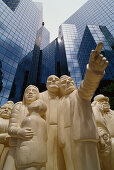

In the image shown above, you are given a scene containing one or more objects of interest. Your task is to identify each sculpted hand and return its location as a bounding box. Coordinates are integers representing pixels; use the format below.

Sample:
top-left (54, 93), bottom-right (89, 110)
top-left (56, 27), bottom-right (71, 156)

top-left (89, 42), bottom-right (109, 74)
top-left (17, 128), bottom-right (34, 139)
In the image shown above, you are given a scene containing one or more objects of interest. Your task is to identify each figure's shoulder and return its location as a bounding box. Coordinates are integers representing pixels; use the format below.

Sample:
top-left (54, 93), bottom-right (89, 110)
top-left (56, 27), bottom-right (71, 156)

top-left (69, 89), bottom-right (77, 98)
top-left (40, 90), bottom-right (48, 100)
top-left (110, 109), bottom-right (114, 114)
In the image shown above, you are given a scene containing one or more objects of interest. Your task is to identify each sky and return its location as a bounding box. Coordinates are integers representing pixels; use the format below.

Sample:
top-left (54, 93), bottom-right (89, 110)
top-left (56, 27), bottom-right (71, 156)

top-left (33, 0), bottom-right (88, 42)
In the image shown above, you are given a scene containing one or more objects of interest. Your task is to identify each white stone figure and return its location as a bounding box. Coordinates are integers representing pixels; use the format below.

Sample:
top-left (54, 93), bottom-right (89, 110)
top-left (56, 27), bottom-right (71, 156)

top-left (0, 101), bottom-right (14, 170)
top-left (58, 42), bottom-right (108, 170)
top-left (3, 85), bottom-right (39, 170)
top-left (16, 99), bottom-right (47, 170)
top-left (40, 75), bottom-right (66, 170)
top-left (58, 75), bottom-right (76, 170)
top-left (92, 94), bottom-right (114, 170)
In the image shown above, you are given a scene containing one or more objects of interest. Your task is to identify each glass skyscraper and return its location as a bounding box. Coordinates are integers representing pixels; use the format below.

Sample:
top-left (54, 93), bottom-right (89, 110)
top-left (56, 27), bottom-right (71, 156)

top-left (64, 0), bottom-right (114, 43)
top-left (77, 25), bottom-right (113, 80)
top-left (0, 0), bottom-right (43, 106)
top-left (0, 0), bottom-right (113, 105)
top-left (2, 0), bottom-right (21, 11)
top-left (58, 0), bottom-right (114, 87)
top-left (58, 24), bottom-right (82, 87)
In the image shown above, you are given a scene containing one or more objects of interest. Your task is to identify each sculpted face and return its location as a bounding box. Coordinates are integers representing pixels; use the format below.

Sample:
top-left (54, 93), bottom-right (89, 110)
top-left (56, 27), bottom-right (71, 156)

top-left (60, 75), bottom-right (76, 95)
top-left (46, 75), bottom-right (59, 93)
top-left (24, 85), bottom-right (39, 104)
top-left (99, 98), bottom-right (110, 112)
top-left (94, 95), bottom-right (110, 112)
top-left (0, 102), bottom-right (14, 119)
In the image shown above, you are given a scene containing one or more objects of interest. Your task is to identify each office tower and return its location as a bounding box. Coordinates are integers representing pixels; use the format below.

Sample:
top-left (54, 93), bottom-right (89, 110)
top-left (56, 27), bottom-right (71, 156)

top-left (64, 0), bottom-right (114, 43)
top-left (58, 24), bottom-right (82, 87)
top-left (2, 0), bottom-right (21, 11)
top-left (39, 40), bottom-right (57, 84)
top-left (0, 0), bottom-right (43, 106)
top-left (9, 23), bottom-right (50, 103)
top-left (77, 25), bottom-right (113, 80)
top-left (40, 23), bottom-right (50, 50)
top-left (58, 0), bottom-right (114, 86)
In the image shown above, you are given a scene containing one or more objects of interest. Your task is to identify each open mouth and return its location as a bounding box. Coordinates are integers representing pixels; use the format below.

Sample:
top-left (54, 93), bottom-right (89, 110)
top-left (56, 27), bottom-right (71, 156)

top-left (50, 84), bottom-right (59, 88)
top-left (27, 96), bottom-right (33, 98)
top-left (66, 85), bottom-right (74, 89)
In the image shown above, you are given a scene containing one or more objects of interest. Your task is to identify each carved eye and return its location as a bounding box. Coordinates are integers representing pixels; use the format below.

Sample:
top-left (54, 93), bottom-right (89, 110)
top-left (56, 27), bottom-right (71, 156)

top-left (48, 77), bottom-right (53, 81)
top-left (61, 80), bottom-right (66, 84)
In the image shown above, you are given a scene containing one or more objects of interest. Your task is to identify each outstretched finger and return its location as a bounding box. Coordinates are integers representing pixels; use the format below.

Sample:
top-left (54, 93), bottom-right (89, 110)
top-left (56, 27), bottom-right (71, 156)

top-left (90, 50), bottom-right (96, 61)
top-left (26, 128), bottom-right (32, 131)
top-left (25, 135), bottom-right (33, 138)
top-left (26, 131), bottom-right (34, 134)
top-left (95, 42), bottom-right (103, 54)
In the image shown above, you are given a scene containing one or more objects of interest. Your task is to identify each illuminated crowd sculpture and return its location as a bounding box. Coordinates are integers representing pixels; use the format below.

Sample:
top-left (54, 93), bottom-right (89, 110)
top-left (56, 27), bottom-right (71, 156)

top-left (0, 42), bottom-right (113, 170)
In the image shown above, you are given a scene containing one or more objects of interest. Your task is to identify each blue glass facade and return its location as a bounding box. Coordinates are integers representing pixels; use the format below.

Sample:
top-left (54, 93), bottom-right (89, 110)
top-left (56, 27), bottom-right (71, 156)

top-left (64, 0), bottom-right (114, 44)
top-left (0, 0), bottom-right (113, 104)
top-left (26, 25), bottom-right (50, 87)
top-left (9, 24), bottom-right (50, 102)
top-left (0, 0), bottom-right (43, 106)
top-left (77, 25), bottom-right (114, 81)
top-left (61, 0), bottom-right (114, 87)
top-left (2, 0), bottom-right (21, 11)
top-left (58, 24), bottom-right (82, 87)
top-left (40, 26), bottom-right (50, 50)
top-left (40, 40), bottom-right (56, 84)
top-left (10, 51), bottom-right (33, 102)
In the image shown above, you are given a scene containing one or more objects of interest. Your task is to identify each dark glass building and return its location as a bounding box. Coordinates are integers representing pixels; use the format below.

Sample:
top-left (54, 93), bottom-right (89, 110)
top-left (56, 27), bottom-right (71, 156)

top-left (0, 0), bottom-right (43, 106)
top-left (0, 0), bottom-right (113, 105)
top-left (64, 0), bottom-right (114, 43)
top-left (9, 24), bottom-right (50, 103)
top-left (77, 25), bottom-right (113, 80)
top-left (58, 24), bottom-right (82, 87)
top-left (2, 0), bottom-right (21, 11)
top-left (56, 0), bottom-right (113, 89)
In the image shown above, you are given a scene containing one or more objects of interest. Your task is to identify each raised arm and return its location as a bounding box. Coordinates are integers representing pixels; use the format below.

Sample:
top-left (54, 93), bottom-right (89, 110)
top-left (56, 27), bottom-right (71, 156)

top-left (78, 42), bottom-right (108, 100)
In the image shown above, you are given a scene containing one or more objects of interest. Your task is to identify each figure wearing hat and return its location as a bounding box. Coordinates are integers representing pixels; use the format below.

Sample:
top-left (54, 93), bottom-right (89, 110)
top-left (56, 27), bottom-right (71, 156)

top-left (92, 94), bottom-right (114, 170)
top-left (0, 101), bottom-right (14, 170)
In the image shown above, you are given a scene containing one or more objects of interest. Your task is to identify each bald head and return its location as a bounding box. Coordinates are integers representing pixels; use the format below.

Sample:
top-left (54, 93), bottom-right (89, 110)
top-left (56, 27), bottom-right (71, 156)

top-left (46, 75), bottom-right (59, 94)
top-left (60, 75), bottom-right (76, 96)
top-left (0, 101), bottom-right (14, 119)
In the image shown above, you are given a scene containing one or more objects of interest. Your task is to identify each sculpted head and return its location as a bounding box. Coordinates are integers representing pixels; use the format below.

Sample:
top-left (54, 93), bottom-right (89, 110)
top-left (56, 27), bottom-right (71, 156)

top-left (94, 94), bottom-right (110, 112)
top-left (46, 75), bottom-right (59, 94)
top-left (0, 101), bottom-right (14, 119)
top-left (60, 75), bottom-right (76, 96)
top-left (23, 85), bottom-right (39, 104)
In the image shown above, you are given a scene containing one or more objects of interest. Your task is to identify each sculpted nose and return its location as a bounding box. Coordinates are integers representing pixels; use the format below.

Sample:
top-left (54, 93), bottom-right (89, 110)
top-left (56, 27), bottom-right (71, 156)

top-left (52, 78), bottom-right (56, 82)
top-left (5, 108), bottom-right (8, 111)
top-left (28, 90), bottom-right (33, 94)
top-left (67, 79), bottom-right (70, 83)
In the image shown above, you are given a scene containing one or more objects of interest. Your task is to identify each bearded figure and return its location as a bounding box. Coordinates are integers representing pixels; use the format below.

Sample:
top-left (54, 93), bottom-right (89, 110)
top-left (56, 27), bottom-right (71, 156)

top-left (92, 94), bottom-right (114, 170)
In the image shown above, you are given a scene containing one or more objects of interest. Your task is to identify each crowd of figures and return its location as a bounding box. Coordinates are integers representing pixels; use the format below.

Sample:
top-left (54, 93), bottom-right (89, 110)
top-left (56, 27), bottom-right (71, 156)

top-left (0, 42), bottom-right (113, 170)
